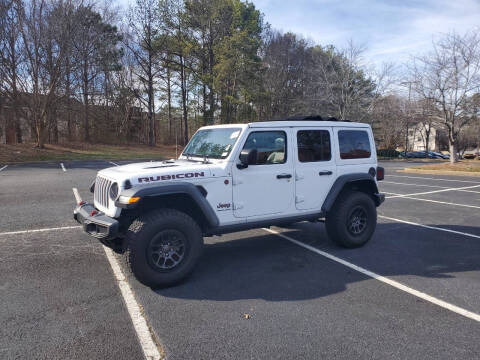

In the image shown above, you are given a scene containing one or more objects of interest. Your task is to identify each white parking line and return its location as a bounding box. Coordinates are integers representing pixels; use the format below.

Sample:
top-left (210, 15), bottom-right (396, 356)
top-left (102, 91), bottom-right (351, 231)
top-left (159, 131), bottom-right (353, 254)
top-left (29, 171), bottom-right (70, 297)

top-left (386, 184), bottom-right (480, 198)
top-left (378, 215), bottom-right (480, 240)
top-left (264, 228), bottom-right (480, 322)
top-left (0, 226), bottom-right (81, 237)
top-left (382, 181), bottom-right (480, 194)
top-left (73, 190), bottom-right (162, 360)
top-left (383, 181), bottom-right (449, 188)
top-left (72, 188), bottom-right (82, 203)
top-left (103, 247), bottom-right (162, 360)
top-left (385, 192), bottom-right (480, 209)
top-left (387, 174), bottom-right (480, 184)
top-left (0, 165), bottom-right (8, 172)
top-left (109, 161), bottom-right (119, 166)
top-left (396, 196), bottom-right (480, 209)
top-left (60, 163), bottom-right (66, 172)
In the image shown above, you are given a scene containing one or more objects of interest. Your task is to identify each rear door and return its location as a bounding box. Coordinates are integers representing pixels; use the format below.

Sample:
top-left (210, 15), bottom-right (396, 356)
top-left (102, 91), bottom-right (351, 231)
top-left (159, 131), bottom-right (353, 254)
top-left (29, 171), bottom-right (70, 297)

top-left (294, 127), bottom-right (336, 210)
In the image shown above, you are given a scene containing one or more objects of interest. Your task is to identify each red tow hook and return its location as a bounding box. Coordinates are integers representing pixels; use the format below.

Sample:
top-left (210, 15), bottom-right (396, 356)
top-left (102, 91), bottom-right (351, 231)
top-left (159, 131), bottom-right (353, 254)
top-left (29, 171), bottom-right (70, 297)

top-left (78, 201), bottom-right (86, 206)
top-left (90, 210), bottom-right (98, 216)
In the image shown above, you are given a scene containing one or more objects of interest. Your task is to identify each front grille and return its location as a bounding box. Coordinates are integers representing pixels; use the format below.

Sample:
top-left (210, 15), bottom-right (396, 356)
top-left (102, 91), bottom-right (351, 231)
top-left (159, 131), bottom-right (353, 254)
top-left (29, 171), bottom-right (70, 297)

top-left (94, 176), bottom-right (113, 209)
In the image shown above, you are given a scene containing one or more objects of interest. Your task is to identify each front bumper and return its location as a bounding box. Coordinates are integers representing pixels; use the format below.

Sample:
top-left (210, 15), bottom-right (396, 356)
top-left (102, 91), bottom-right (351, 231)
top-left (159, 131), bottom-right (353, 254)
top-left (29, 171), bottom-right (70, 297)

top-left (73, 202), bottom-right (119, 240)
top-left (374, 193), bottom-right (385, 206)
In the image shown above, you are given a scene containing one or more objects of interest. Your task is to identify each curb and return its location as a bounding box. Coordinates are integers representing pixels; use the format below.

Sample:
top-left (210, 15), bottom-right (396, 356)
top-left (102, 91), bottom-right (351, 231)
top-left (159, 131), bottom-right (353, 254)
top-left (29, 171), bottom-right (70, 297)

top-left (401, 168), bottom-right (480, 177)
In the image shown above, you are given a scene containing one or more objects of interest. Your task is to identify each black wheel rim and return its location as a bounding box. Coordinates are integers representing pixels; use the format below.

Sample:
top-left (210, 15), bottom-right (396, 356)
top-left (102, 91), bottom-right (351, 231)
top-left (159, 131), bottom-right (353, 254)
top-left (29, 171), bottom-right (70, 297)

top-left (147, 229), bottom-right (186, 271)
top-left (347, 206), bottom-right (367, 236)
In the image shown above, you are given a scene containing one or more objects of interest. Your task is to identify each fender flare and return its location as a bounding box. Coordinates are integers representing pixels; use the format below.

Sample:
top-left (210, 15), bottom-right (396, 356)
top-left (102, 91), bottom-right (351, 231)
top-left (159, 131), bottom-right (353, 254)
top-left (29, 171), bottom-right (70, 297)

top-left (321, 173), bottom-right (380, 213)
top-left (116, 182), bottom-right (219, 228)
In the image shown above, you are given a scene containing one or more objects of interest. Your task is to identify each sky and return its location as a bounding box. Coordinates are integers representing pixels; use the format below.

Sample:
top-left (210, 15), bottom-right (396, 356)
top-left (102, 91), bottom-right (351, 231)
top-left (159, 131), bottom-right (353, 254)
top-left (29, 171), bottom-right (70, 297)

top-left (118, 0), bottom-right (480, 68)
top-left (252, 0), bottom-right (480, 67)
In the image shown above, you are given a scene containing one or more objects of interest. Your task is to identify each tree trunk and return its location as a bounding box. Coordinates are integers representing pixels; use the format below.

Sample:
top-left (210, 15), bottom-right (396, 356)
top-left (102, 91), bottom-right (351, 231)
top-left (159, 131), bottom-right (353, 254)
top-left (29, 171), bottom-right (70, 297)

top-left (449, 141), bottom-right (457, 164)
top-left (167, 66), bottom-right (172, 141)
top-left (83, 62), bottom-right (90, 142)
top-left (425, 126), bottom-right (430, 154)
top-left (179, 55), bottom-right (189, 145)
top-left (207, 38), bottom-right (215, 125)
top-left (147, 48), bottom-right (155, 147)
top-left (36, 111), bottom-right (46, 149)
top-left (66, 57), bottom-right (72, 142)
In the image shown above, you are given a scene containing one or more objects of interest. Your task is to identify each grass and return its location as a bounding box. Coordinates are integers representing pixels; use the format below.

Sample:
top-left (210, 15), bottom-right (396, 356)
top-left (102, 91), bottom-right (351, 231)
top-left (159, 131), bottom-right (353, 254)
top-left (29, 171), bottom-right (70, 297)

top-left (0, 143), bottom-right (183, 164)
top-left (410, 160), bottom-right (480, 173)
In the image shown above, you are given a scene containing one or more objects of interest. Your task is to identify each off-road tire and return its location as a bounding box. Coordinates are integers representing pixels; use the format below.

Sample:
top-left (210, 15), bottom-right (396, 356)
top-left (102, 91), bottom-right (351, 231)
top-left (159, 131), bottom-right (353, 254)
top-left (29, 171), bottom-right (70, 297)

top-left (124, 208), bottom-right (203, 287)
top-left (325, 190), bottom-right (376, 248)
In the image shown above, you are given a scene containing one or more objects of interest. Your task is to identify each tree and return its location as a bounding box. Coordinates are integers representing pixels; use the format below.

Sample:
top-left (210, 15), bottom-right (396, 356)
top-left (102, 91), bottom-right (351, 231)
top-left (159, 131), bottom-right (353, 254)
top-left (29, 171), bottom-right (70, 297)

top-left (316, 41), bottom-right (376, 121)
top-left (260, 31), bottom-right (312, 119)
top-left (213, 0), bottom-right (263, 123)
top-left (18, 0), bottom-right (74, 148)
top-left (161, 0), bottom-right (194, 144)
top-left (72, 5), bottom-right (121, 142)
top-left (125, 0), bottom-right (162, 146)
top-left (411, 31), bottom-right (480, 163)
top-left (0, 0), bottom-right (24, 144)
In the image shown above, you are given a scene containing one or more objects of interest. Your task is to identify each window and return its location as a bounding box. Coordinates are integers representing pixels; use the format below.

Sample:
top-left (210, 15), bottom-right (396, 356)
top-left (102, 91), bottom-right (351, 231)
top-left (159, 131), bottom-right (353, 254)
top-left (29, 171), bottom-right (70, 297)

top-left (183, 128), bottom-right (241, 159)
top-left (242, 131), bottom-right (287, 165)
top-left (338, 130), bottom-right (371, 159)
top-left (297, 130), bottom-right (331, 162)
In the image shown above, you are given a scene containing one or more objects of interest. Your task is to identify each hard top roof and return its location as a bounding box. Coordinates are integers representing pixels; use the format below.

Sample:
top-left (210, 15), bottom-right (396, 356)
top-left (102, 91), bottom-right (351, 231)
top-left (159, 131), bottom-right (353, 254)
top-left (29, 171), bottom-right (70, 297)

top-left (249, 115), bottom-right (368, 128)
top-left (198, 115), bottom-right (370, 130)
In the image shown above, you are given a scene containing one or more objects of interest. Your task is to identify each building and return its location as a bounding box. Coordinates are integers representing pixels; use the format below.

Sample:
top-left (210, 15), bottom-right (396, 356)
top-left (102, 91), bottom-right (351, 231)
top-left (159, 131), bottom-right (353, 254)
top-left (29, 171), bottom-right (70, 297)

top-left (407, 124), bottom-right (442, 152)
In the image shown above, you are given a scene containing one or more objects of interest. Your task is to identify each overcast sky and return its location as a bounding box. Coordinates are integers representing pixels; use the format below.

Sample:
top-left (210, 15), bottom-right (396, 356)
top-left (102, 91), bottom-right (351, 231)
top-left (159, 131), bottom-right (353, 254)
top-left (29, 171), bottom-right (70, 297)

top-left (253, 0), bottom-right (480, 67)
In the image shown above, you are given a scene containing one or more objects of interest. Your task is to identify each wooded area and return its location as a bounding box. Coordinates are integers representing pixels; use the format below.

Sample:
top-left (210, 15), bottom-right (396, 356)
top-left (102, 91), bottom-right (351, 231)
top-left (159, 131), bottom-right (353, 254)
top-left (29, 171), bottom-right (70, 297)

top-left (1, 0), bottom-right (479, 163)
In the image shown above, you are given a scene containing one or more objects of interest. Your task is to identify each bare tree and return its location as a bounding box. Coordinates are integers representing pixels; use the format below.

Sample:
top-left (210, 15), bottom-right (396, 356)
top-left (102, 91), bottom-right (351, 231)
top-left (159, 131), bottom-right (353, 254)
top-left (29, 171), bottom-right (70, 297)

top-left (18, 0), bottom-right (73, 148)
top-left (124, 0), bottom-right (162, 146)
top-left (0, 0), bottom-right (24, 144)
top-left (317, 41), bottom-right (376, 121)
top-left (411, 31), bottom-right (480, 163)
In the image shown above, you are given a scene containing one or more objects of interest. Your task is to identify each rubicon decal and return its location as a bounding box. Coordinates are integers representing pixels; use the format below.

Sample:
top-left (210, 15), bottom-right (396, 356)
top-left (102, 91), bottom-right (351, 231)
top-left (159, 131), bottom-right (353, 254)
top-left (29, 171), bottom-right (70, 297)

top-left (138, 172), bottom-right (205, 183)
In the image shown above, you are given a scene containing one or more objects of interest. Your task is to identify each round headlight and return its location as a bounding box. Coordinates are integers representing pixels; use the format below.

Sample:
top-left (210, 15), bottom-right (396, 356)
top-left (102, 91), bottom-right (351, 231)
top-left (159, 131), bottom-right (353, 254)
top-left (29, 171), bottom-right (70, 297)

top-left (109, 182), bottom-right (119, 200)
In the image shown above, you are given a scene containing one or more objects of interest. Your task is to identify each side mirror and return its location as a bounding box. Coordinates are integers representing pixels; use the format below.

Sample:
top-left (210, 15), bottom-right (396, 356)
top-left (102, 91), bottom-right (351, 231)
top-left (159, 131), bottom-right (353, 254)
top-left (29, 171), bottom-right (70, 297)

top-left (237, 148), bottom-right (257, 169)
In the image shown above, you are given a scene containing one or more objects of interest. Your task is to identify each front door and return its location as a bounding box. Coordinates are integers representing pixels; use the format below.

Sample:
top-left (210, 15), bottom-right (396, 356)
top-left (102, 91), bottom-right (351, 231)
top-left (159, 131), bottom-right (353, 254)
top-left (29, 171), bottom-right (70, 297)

top-left (232, 129), bottom-right (294, 218)
top-left (294, 127), bottom-right (336, 210)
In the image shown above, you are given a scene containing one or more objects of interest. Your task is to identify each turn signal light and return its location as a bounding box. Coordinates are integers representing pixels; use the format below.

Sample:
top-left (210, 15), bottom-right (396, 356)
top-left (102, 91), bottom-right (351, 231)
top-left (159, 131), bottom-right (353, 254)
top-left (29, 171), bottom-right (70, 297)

top-left (78, 201), bottom-right (86, 206)
top-left (128, 197), bottom-right (141, 204)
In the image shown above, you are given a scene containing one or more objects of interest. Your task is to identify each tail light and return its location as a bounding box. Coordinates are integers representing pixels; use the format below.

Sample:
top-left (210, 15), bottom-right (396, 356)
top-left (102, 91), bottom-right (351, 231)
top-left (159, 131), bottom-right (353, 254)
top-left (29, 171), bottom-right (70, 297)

top-left (376, 166), bottom-right (384, 181)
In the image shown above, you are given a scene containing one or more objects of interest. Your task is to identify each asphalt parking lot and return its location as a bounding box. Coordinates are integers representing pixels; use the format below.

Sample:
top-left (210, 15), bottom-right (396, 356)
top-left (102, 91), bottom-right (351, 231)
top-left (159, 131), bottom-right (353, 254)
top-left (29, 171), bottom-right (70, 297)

top-left (1, 160), bottom-right (479, 359)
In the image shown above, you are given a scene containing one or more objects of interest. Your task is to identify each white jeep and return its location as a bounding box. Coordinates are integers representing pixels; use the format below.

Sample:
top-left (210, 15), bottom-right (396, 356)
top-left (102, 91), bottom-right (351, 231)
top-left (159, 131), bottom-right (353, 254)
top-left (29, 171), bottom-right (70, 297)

top-left (74, 116), bottom-right (385, 287)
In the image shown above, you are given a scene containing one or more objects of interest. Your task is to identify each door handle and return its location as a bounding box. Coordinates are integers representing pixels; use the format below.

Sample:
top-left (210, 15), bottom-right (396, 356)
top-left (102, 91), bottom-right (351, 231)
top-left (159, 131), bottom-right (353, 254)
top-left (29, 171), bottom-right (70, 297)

top-left (276, 173), bottom-right (292, 179)
top-left (319, 171), bottom-right (333, 176)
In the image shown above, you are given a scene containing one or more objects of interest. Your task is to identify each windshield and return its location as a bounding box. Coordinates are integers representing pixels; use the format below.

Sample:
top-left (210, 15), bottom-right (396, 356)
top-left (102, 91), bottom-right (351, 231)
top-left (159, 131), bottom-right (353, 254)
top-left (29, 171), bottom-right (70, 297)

top-left (182, 128), bottom-right (242, 159)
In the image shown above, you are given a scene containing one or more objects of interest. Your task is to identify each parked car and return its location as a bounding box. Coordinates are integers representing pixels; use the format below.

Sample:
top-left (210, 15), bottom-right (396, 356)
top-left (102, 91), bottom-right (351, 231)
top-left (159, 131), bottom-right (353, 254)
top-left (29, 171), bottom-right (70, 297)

top-left (74, 115), bottom-right (385, 287)
top-left (426, 151), bottom-right (446, 159)
top-left (463, 150), bottom-right (479, 159)
top-left (432, 152), bottom-right (449, 159)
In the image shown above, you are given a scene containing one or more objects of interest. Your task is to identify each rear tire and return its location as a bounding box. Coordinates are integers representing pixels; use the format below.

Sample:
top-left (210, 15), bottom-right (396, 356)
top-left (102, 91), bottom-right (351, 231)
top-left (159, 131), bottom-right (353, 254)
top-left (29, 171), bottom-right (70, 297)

top-left (124, 209), bottom-right (203, 288)
top-left (325, 191), bottom-right (376, 248)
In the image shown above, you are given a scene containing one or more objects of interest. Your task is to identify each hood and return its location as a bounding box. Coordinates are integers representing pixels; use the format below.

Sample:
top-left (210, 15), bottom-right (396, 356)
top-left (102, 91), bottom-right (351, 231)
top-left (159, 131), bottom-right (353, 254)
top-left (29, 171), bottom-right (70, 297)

top-left (97, 159), bottom-right (222, 186)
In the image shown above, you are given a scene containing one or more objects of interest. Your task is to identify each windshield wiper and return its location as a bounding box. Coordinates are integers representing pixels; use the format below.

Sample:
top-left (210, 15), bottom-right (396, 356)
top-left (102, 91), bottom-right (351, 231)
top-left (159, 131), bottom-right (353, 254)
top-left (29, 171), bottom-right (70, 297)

top-left (183, 152), bottom-right (204, 162)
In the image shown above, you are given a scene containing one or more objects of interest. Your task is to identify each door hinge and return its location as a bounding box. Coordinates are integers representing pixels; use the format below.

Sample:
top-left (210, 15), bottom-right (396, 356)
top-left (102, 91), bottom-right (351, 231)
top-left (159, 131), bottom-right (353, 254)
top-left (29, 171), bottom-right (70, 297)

top-left (295, 196), bottom-right (305, 204)
top-left (233, 202), bottom-right (244, 210)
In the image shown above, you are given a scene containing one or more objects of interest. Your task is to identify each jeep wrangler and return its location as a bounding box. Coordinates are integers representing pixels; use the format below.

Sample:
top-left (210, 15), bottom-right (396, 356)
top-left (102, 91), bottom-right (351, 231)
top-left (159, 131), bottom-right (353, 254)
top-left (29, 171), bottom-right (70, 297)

top-left (74, 115), bottom-right (385, 287)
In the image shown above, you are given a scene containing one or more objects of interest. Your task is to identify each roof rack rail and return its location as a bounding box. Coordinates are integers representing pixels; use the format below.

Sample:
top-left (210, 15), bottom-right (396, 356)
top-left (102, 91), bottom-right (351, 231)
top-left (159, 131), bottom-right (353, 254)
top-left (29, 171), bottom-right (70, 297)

top-left (272, 115), bottom-right (350, 122)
